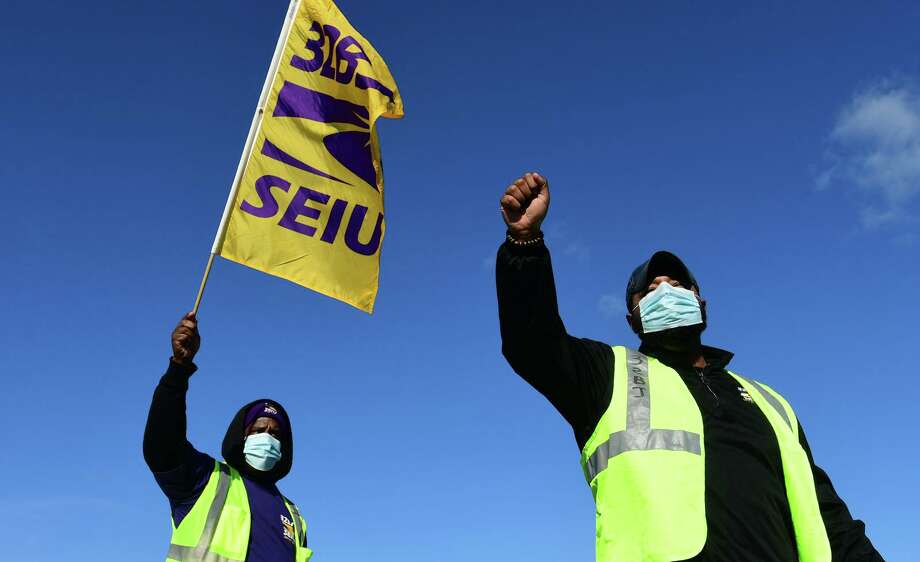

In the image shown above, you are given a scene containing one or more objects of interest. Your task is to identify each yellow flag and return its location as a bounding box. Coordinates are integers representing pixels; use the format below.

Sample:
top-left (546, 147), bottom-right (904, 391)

top-left (216, 0), bottom-right (403, 313)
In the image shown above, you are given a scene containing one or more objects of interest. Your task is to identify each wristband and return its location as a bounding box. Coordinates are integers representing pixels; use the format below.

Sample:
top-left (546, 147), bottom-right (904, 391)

top-left (506, 231), bottom-right (544, 246)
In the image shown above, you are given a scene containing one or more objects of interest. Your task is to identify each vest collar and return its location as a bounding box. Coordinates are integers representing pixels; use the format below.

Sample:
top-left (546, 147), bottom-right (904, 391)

top-left (639, 344), bottom-right (735, 372)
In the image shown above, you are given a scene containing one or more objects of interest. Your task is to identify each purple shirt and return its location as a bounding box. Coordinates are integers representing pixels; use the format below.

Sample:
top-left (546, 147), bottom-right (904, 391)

top-left (153, 449), bottom-right (299, 561)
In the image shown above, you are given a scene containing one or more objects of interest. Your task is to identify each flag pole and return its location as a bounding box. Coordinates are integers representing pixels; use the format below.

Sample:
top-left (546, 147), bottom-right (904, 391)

top-left (192, 0), bottom-right (303, 315)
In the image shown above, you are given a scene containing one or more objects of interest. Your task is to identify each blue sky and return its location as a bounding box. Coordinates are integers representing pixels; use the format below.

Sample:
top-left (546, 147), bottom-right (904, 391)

top-left (1, 0), bottom-right (918, 560)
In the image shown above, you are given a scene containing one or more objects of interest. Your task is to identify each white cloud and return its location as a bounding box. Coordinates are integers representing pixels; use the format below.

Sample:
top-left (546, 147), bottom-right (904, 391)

top-left (820, 79), bottom-right (920, 226)
top-left (545, 221), bottom-right (591, 261)
top-left (563, 241), bottom-right (591, 261)
top-left (598, 294), bottom-right (625, 318)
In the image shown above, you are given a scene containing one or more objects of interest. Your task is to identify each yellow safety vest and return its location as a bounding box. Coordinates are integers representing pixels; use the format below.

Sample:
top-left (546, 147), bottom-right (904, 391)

top-left (165, 460), bottom-right (313, 562)
top-left (580, 346), bottom-right (831, 561)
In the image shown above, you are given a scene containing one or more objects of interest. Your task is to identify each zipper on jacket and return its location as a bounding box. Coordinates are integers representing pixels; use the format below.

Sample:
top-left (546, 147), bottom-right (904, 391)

top-left (696, 367), bottom-right (720, 407)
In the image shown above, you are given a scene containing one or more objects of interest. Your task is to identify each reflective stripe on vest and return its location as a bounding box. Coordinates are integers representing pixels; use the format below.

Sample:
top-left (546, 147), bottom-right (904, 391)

top-left (285, 500), bottom-right (314, 562)
top-left (166, 462), bottom-right (313, 562)
top-left (730, 372), bottom-right (830, 561)
top-left (580, 346), bottom-right (831, 562)
top-left (734, 373), bottom-right (792, 431)
top-left (285, 497), bottom-right (306, 547)
top-left (584, 348), bottom-right (701, 482)
top-left (581, 346), bottom-right (707, 561)
top-left (167, 464), bottom-right (239, 562)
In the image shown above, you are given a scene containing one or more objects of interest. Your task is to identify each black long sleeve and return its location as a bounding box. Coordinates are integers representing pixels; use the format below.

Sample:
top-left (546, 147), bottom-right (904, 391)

top-left (496, 239), bottom-right (614, 449)
top-left (143, 359), bottom-right (198, 473)
top-left (798, 425), bottom-right (883, 561)
top-left (496, 237), bottom-right (884, 561)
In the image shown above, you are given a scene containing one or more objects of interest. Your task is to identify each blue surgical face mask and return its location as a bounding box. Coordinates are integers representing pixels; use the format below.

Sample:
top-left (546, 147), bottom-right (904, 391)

top-left (635, 282), bottom-right (703, 334)
top-left (243, 433), bottom-right (282, 471)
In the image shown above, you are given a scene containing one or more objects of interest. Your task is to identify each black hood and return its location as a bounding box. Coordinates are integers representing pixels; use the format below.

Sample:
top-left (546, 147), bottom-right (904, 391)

top-left (222, 398), bottom-right (294, 484)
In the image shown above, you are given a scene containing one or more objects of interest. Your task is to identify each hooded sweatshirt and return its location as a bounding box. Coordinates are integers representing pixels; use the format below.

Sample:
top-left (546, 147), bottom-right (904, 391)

top-left (143, 360), bottom-right (305, 561)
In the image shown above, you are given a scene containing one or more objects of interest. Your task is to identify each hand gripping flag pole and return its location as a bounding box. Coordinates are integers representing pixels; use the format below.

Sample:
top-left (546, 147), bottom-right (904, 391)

top-left (192, 0), bottom-right (303, 315)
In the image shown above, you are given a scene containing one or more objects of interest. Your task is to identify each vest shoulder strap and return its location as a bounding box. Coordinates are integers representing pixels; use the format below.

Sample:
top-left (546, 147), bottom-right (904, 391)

top-left (730, 372), bottom-right (799, 438)
top-left (582, 346), bottom-right (703, 483)
top-left (283, 496), bottom-right (307, 547)
top-left (168, 462), bottom-right (233, 561)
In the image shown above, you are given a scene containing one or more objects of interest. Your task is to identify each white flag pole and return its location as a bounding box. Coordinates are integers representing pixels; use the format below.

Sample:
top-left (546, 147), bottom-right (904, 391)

top-left (192, 0), bottom-right (303, 315)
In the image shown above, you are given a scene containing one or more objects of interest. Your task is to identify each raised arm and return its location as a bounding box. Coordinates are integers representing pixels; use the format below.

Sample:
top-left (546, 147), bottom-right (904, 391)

top-left (497, 172), bottom-right (614, 449)
top-left (143, 313), bottom-right (210, 490)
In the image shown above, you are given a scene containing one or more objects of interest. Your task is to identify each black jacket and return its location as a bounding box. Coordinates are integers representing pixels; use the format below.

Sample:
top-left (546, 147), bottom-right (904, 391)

top-left (496, 239), bottom-right (883, 562)
top-left (142, 361), bottom-right (294, 485)
top-left (142, 362), bottom-right (306, 558)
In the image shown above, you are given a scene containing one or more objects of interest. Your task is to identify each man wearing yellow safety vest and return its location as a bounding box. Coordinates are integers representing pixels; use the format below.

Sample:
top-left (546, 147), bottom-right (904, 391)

top-left (144, 312), bottom-right (313, 562)
top-left (496, 172), bottom-right (883, 561)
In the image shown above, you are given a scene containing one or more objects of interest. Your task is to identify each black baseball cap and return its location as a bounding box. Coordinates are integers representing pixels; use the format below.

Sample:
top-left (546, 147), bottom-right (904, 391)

top-left (625, 251), bottom-right (699, 311)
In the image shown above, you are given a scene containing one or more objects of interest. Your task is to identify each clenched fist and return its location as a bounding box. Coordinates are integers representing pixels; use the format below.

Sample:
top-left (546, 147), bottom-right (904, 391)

top-left (171, 312), bottom-right (200, 365)
top-left (500, 172), bottom-right (550, 241)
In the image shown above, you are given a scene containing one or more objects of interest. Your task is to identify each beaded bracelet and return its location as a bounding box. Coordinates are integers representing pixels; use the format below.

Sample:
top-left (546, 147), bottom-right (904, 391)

top-left (506, 232), bottom-right (544, 246)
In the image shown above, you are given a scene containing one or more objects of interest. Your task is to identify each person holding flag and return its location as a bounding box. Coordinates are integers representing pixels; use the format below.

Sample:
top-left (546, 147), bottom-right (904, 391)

top-left (144, 313), bottom-right (312, 562)
top-left (496, 172), bottom-right (883, 561)
top-left (143, 0), bottom-right (402, 556)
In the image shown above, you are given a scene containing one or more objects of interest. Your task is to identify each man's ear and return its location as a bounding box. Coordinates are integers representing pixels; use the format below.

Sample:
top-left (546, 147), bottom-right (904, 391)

top-left (625, 313), bottom-right (641, 335)
top-left (692, 288), bottom-right (708, 323)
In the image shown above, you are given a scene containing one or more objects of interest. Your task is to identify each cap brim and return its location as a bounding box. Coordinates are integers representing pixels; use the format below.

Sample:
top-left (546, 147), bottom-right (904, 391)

top-left (645, 251), bottom-right (694, 289)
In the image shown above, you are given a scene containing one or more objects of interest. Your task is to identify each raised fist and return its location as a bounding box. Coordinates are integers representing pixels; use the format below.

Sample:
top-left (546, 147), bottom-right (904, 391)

top-left (500, 172), bottom-right (550, 241)
top-left (171, 312), bottom-right (200, 365)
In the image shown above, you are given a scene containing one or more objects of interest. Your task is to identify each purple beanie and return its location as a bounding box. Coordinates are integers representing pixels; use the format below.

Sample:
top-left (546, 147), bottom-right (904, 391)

top-left (244, 401), bottom-right (286, 430)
